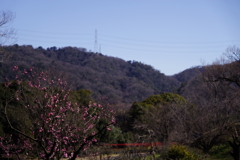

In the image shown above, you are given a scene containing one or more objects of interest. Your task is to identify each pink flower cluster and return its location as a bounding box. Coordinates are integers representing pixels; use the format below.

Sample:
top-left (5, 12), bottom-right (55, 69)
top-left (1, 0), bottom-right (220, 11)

top-left (1, 66), bottom-right (115, 160)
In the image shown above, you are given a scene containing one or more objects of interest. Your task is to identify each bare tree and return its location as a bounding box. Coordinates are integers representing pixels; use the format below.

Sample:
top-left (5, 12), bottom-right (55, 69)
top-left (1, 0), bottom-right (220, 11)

top-left (179, 63), bottom-right (237, 153)
top-left (202, 46), bottom-right (240, 159)
top-left (0, 11), bottom-right (16, 45)
top-left (224, 46), bottom-right (240, 63)
top-left (181, 47), bottom-right (240, 155)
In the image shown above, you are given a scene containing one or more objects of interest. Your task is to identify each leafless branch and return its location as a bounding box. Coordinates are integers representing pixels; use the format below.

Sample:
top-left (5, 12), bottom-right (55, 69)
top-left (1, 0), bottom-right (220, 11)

top-left (0, 10), bottom-right (17, 45)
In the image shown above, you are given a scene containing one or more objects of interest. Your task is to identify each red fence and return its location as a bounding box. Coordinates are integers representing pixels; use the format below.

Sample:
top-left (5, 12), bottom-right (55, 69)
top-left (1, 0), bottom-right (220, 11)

top-left (102, 142), bottom-right (163, 147)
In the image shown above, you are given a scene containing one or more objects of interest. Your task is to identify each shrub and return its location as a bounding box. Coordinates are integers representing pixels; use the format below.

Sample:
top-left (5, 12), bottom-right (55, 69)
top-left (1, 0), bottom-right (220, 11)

top-left (166, 145), bottom-right (196, 160)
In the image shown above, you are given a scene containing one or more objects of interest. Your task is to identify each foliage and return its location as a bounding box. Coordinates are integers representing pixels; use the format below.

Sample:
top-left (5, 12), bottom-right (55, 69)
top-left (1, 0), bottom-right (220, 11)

top-left (141, 93), bottom-right (187, 106)
top-left (69, 89), bottom-right (93, 107)
top-left (0, 81), bottom-right (33, 139)
top-left (166, 145), bottom-right (196, 160)
top-left (129, 93), bottom-right (187, 123)
top-left (209, 143), bottom-right (231, 159)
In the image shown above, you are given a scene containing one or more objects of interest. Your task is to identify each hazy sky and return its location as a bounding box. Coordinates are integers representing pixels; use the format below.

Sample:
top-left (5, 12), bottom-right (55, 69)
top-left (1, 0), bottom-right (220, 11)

top-left (1, 0), bottom-right (240, 75)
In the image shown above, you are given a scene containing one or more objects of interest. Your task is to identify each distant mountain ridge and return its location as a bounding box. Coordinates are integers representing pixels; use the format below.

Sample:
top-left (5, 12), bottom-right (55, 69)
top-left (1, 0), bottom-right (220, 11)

top-left (0, 45), bottom-right (201, 105)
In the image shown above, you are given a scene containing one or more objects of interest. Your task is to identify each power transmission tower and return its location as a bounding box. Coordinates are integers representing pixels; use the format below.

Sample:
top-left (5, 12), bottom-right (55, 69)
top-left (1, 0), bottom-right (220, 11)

top-left (94, 29), bottom-right (98, 53)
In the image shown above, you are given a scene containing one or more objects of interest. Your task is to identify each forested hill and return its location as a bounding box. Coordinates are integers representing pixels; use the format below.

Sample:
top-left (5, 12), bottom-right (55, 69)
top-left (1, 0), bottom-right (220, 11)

top-left (0, 45), bottom-right (191, 105)
top-left (172, 66), bottom-right (204, 83)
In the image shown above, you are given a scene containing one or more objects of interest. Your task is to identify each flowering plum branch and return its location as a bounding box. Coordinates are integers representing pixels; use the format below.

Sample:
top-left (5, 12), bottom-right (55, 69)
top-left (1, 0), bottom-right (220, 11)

top-left (0, 66), bottom-right (115, 160)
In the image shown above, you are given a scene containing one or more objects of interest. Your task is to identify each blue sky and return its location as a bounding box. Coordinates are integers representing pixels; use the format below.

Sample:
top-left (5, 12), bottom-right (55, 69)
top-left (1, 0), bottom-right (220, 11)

top-left (1, 0), bottom-right (240, 75)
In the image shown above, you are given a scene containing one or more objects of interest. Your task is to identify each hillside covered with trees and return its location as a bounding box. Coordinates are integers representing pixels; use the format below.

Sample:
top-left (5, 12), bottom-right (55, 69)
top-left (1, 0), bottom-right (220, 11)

top-left (0, 45), bottom-right (186, 105)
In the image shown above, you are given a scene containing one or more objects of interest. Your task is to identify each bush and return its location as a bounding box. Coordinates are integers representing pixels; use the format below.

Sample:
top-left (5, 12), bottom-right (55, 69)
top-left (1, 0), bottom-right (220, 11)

top-left (166, 145), bottom-right (196, 160)
top-left (209, 144), bottom-right (231, 159)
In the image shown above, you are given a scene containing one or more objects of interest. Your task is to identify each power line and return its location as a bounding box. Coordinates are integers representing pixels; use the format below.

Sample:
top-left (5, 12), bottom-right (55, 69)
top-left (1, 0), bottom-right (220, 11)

top-left (99, 38), bottom-right (238, 49)
top-left (18, 32), bottom-right (239, 50)
top-left (14, 28), bottom-right (240, 53)
top-left (18, 38), bottom-right (93, 47)
top-left (17, 29), bottom-right (93, 35)
top-left (17, 28), bottom-right (240, 44)
top-left (18, 33), bottom-right (93, 40)
top-left (101, 44), bottom-right (230, 54)
top-left (99, 34), bottom-right (240, 44)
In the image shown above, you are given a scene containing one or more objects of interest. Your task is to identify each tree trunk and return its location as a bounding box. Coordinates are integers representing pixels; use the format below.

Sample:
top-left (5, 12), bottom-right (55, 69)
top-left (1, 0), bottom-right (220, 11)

top-left (229, 134), bottom-right (240, 160)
